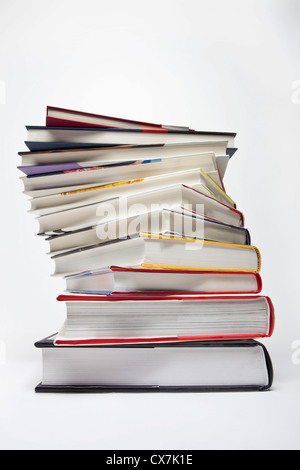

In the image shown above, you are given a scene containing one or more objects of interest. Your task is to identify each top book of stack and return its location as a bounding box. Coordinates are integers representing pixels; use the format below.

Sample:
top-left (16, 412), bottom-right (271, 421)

top-left (45, 105), bottom-right (193, 131)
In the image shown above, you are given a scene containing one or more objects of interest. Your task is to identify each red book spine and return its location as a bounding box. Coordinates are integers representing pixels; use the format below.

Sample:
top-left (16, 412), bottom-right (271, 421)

top-left (57, 294), bottom-right (268, 302)
top-left (46, 116), bottom-right (113, 128)
top-left (55, 332), bottom-right (271, 346)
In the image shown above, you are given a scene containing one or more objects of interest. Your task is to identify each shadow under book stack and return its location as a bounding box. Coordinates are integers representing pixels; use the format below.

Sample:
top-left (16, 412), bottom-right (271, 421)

top-left (19, 106), bottom-right (274, 393)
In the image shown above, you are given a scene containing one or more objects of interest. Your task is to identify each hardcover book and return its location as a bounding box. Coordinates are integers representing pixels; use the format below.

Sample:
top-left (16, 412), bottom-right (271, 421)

top-left (46, 106), bottom-right (192, 131)
top-left (51, 234), bottom-right (260, 277)
top-left (54, 294), bottom-right (274, 345)
top-left (64, 266), bottom-right (262, 295)
top-left (35, 335), bottom-right (273, 393)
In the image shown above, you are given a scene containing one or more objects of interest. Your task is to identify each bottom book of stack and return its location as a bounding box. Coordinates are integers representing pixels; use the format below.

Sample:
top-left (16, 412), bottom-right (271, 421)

top-left (35, 336), bottom-right (273, 393)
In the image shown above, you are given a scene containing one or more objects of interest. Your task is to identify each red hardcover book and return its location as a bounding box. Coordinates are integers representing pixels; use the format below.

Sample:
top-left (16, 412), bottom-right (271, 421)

top-left (65, 267), bottom-right (262, 296)
top-left (54, 294), bottom-right (274, 346)
top-left (46, 106), bottom-right (191, 131)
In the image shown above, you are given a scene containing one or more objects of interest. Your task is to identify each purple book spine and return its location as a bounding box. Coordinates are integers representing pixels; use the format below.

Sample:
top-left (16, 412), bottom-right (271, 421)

top-left (18, 163), bottom-right (82, 176)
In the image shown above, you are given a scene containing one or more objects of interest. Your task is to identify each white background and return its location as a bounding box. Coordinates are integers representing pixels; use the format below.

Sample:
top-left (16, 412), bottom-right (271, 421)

top-left (0, 0), bottom-right (300, 450)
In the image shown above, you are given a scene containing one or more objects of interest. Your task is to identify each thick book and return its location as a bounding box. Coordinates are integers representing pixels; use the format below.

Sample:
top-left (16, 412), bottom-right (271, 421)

top-left (54, 294), bottom-right (274, 345)
top-left (65, 266), bottom-right (261, 295)
top-left (37, 185), bottom-right (243, 235)
top-left (46, 106), bottom-right (191, 131)
top-left (46, 209), bottom-right (250, 255)
top-left (25, 126), bottom-right (237, 149)
top-left (35, 336), bottom-right (273, 393)
top-left (51, 233), bottom-right (259, 277)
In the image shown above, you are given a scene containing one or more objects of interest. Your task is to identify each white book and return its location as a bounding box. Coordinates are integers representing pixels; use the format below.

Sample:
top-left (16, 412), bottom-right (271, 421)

top-left (51, 233), bottom-right (260, 277)
top-left (26, 126), bottom-right (236, 147)
top-left (65, 266), bottom-right (261, 295)
top-left (46, 208), bottom-right (250, 255)
top-left (27, 169), bottom-right (211, 210)
top-left (35, 336), bottom-right (273, 392)
top-left (20, 141), bottom-right (229, 165)
top-left (37, 185), bottom-right (243, 235)
top-left (21, 152), bottom-right (224, 192)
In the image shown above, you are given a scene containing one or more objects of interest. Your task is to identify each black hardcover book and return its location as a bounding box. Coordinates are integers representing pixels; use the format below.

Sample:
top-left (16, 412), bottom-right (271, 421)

top-left (35, 335), bottom-right (273, 393)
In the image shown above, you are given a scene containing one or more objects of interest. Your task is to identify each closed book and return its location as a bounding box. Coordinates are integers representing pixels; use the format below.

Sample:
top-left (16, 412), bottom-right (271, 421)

top-left (65, 266), bottom-right (261, 295)
top-left (46, 106), bottom-right (191, 131)
top-left (27, 170), bottom-right (206, 215)
top-left (46, 209), bottom-right (250, 255)
top-left (37, 185), bottom-right (243, 235)
top-left (25, 126), bottom-right (237, 149)
top-left (20, 152), bottom-right (224, 192)
top-left (19, 141), bottom-right (231, 166)
top-left (35, 335), bottom-right (273, 392)
top-left (54, 294), bottom-right (274, 345)
top-left (19, 142), bottom-right (235, 182)
top-left (51, 234), bottom-right (259, 277)
top-left (25, 170), bottom-right (215, 202)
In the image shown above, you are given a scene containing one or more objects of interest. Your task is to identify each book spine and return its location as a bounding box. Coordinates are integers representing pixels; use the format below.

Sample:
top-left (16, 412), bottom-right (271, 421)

top-left (46, 116), bottom-right (112, 128)
top-left (54, 333), bottom-right (271, 346)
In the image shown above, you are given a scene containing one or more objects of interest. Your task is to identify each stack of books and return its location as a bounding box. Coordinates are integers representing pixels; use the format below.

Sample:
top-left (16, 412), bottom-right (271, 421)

top-left (19, 106), bottom-right (274, 393)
